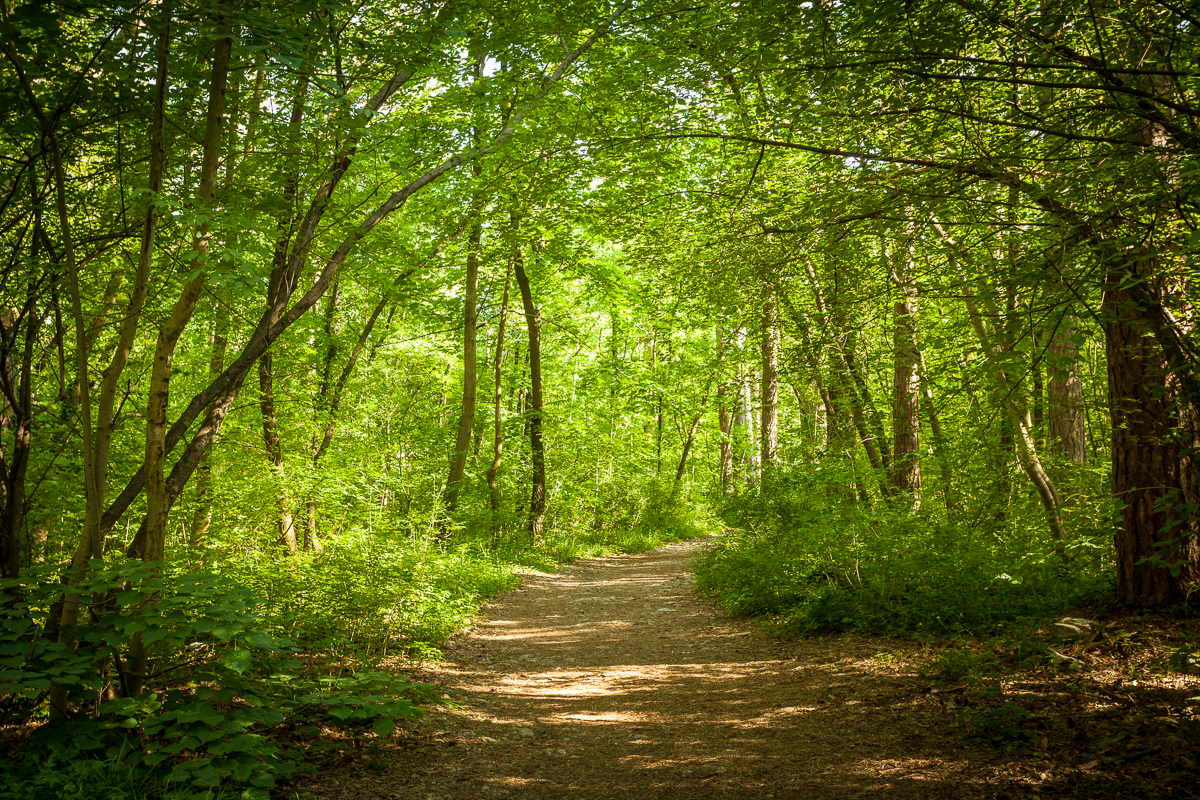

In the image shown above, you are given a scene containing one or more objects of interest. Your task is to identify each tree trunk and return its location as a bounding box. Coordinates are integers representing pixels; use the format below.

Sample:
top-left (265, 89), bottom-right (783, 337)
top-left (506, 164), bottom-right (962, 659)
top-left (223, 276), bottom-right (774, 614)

top-left (796, 259), bottom-right (890, 494)
top-left (963, 286), bottom-right (1067, 544)
top-left (514, 242), bottom-right (545, 538)
top-left (674, 396), bottom-right (708, 491)
top-left (130, 17), bottom-right (230, 699)
top-left (140, 16), bottom-right (230, 564)
top-left (717, 383), bottom-right (734, 489)
top-left (443, 209), bottom-right (482, 518)
top-left (1048, 313), bottom-right (1087, 464)
top-left (487, 261), bottom-right (512, 532)
top-left (0, 291), bottom-right (37, 580)
top-left (1105, 258), bottom-right (1200, 604)
top-left (760, 294), bottom-right (779, 472)
top-left (189, 291), bottom-right (228, 563)
top-left (917, 354), bottom-right (957, 513)
top-left (890, 253), bottom-right (921, 496)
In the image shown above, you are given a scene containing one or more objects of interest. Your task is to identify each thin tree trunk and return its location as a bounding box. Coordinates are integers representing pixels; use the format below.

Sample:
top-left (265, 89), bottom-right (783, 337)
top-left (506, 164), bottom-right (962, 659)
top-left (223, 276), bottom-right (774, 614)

top-left (1048, 312), bottom-right (1086, 464)
top-left (890, 252), bottom-right (921, 497)
top-left (760, 294), bottom-right (779, 473)
top-left (487, 261), bottom-right (513, 531)
top-left (443, 203), bottom-right (482, 518)
top-left (796, 260), bottom-right (891, 493)
top-left (674, 395), bottom-right (708, 490)
top-left (189, 289), bottom-right (228, 561)
top-left (514, 242), bottom-right (545, 538)
top-left (128, 12), bottom-right (229, 699)
top-left (140, 18), bottom-right (229, 564)
top-left (963, 286), bottom-right (1067, 544)
top-left (917, 353), bottom-right (957, 513)
top-left (717, 384), bottom-right (733, 488)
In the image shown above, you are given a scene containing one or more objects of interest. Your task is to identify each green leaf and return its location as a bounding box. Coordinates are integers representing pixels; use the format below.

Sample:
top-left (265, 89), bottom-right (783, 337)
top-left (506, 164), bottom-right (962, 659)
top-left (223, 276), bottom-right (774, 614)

top-left (372, 717), bottom-right (395, 738)
top-left (223, 647), bottom-right (252, 674)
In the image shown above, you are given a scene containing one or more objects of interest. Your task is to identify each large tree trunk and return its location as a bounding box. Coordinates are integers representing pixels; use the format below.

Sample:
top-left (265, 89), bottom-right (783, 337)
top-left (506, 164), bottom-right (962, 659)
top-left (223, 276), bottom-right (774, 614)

top-left (1105, 259), bottom-right (1200, 604)
top-left (0, 293), bottom-right (37, 580)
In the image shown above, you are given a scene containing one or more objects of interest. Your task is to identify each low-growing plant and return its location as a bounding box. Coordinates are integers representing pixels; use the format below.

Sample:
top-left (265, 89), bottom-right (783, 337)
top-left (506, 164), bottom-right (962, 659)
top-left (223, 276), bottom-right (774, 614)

top-left (956, 701), bottom-right (1040, 749)
top-left (694, 465), bottom-right (1111, 635)
top-left (0, 561), bottom-right (442, 799)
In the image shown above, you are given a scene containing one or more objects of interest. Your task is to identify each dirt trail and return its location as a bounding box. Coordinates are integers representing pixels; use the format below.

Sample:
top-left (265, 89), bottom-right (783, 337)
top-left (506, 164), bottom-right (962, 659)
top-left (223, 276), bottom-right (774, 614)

top-left (298, 537), bottom-right (1055, 799)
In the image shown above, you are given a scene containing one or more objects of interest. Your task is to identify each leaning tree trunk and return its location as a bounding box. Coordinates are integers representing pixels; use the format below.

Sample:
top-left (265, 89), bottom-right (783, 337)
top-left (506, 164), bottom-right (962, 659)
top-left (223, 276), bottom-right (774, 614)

top-left (514, 242), bottom-right (545, 538)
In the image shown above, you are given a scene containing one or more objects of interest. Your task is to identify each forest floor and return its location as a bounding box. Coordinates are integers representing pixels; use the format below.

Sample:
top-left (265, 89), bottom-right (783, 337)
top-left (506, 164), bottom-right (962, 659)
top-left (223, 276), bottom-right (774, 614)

top-left (289, 536), bottom-right (1200, 800)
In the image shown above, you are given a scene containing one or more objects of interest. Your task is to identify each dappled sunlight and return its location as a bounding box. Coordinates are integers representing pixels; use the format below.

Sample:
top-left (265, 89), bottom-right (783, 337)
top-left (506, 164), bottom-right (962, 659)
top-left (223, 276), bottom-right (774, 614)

top-left (388, 540), bottom-right (1047, 799)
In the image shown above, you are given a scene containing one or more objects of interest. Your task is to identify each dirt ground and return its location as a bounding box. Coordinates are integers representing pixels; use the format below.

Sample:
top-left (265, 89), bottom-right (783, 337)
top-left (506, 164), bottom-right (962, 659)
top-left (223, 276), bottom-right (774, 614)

top-left (289, 536), bottom-right (1200, 800)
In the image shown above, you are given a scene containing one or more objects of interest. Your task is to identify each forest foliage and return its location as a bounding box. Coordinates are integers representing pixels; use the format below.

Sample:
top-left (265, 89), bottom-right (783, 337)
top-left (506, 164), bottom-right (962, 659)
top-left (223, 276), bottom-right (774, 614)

top-left (1, 0), bottom-right (1198, 796)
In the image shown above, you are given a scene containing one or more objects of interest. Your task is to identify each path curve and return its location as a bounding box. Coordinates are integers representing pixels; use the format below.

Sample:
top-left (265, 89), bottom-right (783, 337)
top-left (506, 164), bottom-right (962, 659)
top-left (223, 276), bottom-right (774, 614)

top-left (300, 537), bottom-right (1030, 799)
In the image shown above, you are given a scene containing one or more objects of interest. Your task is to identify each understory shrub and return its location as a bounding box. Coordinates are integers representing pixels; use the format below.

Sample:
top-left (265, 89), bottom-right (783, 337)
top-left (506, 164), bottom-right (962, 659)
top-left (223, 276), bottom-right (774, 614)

top-left (0, 561), bottom-right (441, 799)
top-left (694, 465), bottom-right (1112, 634)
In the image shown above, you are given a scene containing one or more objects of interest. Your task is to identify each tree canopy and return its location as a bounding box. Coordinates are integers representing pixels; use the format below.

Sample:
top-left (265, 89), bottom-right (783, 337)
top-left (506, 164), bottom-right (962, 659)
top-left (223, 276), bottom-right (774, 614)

top-left (1, 0), bottom-right (1198, 794)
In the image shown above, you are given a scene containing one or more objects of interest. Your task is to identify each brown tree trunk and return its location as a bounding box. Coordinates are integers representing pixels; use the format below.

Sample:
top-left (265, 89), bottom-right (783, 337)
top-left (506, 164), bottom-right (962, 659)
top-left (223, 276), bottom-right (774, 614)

top-left (1105, 260), bottom-right (1200, 604)
top-left (514, 243), bottom-right (545, 538)
top-left (487, 262), bottom-right (513, 530)
top-left (918, 354), bottom-right (957, 513)
top-left (963, 286), bottom-right (1067, 544)
top-left (674, 396), bottom-right (708, 490)
top-left (190, 289), bottom-right (228, 562)
top-left (443, 208), bottom-right (482, 518)
top-left (129, 16), bottom-right (230, 699)
top-left (0, 292), bottom-right (37, 579)
top-left (890, 254), bottom-right (921, 497)
top-left (760, 295), bottom-right (779, 472)
top-left (140, 17), bottom-right (230, 563)
top-left (1048, 313), bottom-right (1087, 464)
top-left (796, 260), bottom-right (891, 493)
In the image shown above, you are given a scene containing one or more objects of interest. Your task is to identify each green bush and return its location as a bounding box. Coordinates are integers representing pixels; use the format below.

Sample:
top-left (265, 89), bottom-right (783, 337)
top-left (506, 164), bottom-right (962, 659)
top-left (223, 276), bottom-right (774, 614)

top-left (693, 466), bottom-right (1111, 635)
top-left (0, 561), bottom-right (441, 799)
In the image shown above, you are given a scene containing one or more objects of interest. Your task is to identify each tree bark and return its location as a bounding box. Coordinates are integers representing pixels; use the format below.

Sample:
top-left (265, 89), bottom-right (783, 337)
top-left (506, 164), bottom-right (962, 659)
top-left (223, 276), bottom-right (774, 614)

top-left (1105, 254), bottom-right (1200, 604)
top-left (487, 261), bottom-right (513, 532)
top-left (760, 294), bottom-right (779, 472)
top-left (1047, 312), bottom-right (1087, 464)
top-left (189, 289), bottom-right (228, 561)
top-left (514, 243), bottom-right (545, 538)
top-left (443, 207), bottom-right (482, 518)
top-left (890, 251), bottom-right (921, 496)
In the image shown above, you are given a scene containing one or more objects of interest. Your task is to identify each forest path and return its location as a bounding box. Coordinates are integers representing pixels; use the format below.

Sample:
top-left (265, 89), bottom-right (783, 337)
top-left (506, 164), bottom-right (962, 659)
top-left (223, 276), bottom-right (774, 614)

top-left (300, 536), bottom-right (1038, 799)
